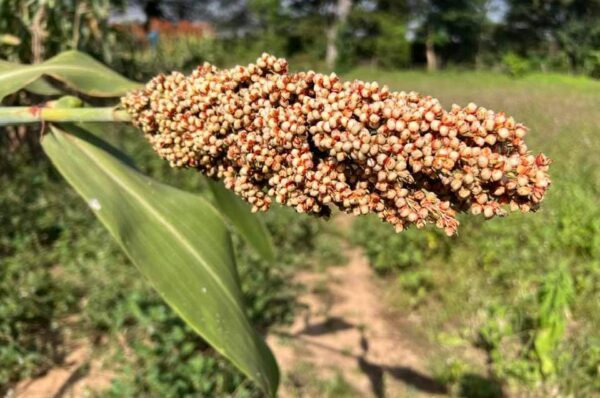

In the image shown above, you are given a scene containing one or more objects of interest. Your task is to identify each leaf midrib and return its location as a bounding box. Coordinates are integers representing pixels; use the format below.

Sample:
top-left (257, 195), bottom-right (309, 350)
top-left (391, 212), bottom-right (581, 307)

top-left (47, 127), bottom-right (276, 396)
top-left (63, 132), bottom-right (245, 317)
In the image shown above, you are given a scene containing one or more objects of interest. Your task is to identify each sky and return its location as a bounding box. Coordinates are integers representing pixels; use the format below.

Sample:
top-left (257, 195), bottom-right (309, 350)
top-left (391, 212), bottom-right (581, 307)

top-left (109, 3), bottom-right (145, 23)
top-left (488, 0), bottom-right (508, 23)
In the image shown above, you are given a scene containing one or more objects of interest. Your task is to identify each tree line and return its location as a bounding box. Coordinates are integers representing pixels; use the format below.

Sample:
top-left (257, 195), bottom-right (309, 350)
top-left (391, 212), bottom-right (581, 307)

top-left (241, 0), bottom-right (600, 76)
top-left (1, 0), bottom-right (599, 77)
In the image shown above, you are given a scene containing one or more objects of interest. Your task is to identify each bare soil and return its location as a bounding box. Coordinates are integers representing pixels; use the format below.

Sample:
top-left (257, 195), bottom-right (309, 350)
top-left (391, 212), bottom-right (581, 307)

top-left (9, 344), bottom-right (114, 398)
top-left (11, 216), bottom-right (450, 398)
top-left (267, 220), bottom-right (448, 398)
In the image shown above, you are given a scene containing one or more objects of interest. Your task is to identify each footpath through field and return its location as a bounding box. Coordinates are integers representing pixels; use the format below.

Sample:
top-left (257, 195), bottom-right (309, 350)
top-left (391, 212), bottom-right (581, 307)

top-left (12, 215), bottom-right (447, 398)
top-left (267, 215), bottom-right (448, 398)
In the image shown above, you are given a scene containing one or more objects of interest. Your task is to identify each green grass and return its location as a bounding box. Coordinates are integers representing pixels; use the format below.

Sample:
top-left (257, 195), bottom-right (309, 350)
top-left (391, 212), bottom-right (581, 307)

top-left (284, 363), bottom-right (358, 398)
top-left (2, 67), bottom-right (599, 397)
top-left (0, 124), bottom-right (338, 396)
top-left (350, 70), bottom-right (600, 397)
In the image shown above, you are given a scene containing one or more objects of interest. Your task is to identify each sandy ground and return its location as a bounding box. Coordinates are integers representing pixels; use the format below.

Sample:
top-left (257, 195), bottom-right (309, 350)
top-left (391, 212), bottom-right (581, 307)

top-left (267, 241), bottom-right (447, 398)
top-left (10, 217), bottom-right (447, 398)
top-left (9, 345), bottom-right (113, 398)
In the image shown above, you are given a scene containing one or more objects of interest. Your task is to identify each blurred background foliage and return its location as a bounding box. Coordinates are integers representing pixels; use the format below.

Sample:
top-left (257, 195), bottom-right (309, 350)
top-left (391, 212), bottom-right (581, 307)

top-left (2, 0), bottom-right (598, 79)
top-left (348, 69), bottom-right (600, 396)
top-left (1, 0), bottom-right (599, 397)
top-left (0, 123), bottom-right (337, 397)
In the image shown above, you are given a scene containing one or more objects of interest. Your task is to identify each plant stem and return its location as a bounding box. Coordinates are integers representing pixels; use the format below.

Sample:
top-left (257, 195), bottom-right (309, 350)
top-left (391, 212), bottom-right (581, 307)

top-left (0, 107), bottom-right (131, 126)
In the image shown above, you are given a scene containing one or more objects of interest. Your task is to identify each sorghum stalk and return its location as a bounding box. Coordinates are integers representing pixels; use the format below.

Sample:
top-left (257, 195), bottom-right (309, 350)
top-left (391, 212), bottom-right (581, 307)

top-left (121, 53), bottom-right (551, 236)
top-left (0, 106), bottom-right (131, 125)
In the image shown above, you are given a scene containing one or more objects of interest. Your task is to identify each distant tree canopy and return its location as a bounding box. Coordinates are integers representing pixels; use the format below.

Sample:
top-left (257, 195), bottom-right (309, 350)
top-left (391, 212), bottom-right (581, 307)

top-left (500, 0), bottom-right (600, 72)
top-left (408, 0), bottom-right (487, 70)
top-left (1, 0), bottom-right (599, 77)
top-left (189, 0), bottom-right (599, 75)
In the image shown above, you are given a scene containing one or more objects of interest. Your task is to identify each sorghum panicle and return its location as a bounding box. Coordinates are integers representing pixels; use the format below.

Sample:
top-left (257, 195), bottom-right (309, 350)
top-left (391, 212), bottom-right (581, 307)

top-left (121, 53), bottom-right (551, 236)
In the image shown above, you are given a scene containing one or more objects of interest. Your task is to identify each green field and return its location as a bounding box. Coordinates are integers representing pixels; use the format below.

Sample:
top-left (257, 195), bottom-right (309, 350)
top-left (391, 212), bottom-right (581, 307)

top-left (351, 70), bottom-right (600, 397)
top-left (1, 69), bottom-right (599, 397)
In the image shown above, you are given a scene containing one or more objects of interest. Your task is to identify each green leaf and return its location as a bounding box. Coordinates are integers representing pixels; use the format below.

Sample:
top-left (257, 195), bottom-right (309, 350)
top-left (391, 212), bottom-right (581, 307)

top-left (534, 264), bottom-right (574, 376)
top-left (0, 60), bottom-right (62, 96)
top-left (41, 124), bottom-right (279, 396)
top-left (207, 179), bottom-right (275, 262)
top-left (0, 51), bottom-right (141, 100)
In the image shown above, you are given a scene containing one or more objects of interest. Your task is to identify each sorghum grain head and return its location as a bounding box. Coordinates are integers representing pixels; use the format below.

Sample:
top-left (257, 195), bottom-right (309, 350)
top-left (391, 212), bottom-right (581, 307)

top-left (121, 53), bottom-right (551, 236)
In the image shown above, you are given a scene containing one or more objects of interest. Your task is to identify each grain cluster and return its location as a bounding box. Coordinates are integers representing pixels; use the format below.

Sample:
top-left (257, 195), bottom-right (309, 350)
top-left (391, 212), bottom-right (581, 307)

top-left (122, 53), bottom-right (551, 235)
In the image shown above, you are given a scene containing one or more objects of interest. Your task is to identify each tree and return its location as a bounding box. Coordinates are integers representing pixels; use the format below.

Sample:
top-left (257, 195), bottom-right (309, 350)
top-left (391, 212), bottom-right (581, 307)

top-left (336, 2), bottom-right (411, 71)
top-left (325, 0), bottom-right (352, 68)
top-left (409, 0), bottom-right (487, 71)
top-left (246, 0), bottom-right (353, 68)
top-left (501, 0), bottom-right (600, 72)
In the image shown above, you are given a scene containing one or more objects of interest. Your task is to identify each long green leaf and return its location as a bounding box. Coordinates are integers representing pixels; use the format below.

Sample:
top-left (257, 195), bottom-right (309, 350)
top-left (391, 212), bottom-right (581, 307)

top-left (207, 179), bottom-right (275, 262)
top-left (41, 124), bottom-right (279, 396)
top-left (0, 60), bottom-right (62, 96)
top-left (0, 51), bottom-right (141, 100)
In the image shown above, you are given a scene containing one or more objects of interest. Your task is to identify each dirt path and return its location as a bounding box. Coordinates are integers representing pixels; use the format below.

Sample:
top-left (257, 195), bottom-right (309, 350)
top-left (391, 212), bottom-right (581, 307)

top-left (11, 217), bottom-right (448, 398)
top-left (267, 227), bottom-right (448, 398)
top-left (9, 345), bottom-right (113, 398)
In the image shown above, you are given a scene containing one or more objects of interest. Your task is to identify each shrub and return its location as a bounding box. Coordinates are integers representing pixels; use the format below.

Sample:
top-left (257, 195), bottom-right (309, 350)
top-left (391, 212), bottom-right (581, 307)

top-left (501, 52), bottom-right (531, 78)
top-left (352, 215), bottom-right (448, 274)
top-left (336, 12), bottom-right (410, 72)
top-left (584, 51), bottom-right (600, 79)
top-left (375, 15), bottom-right (411, 69)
